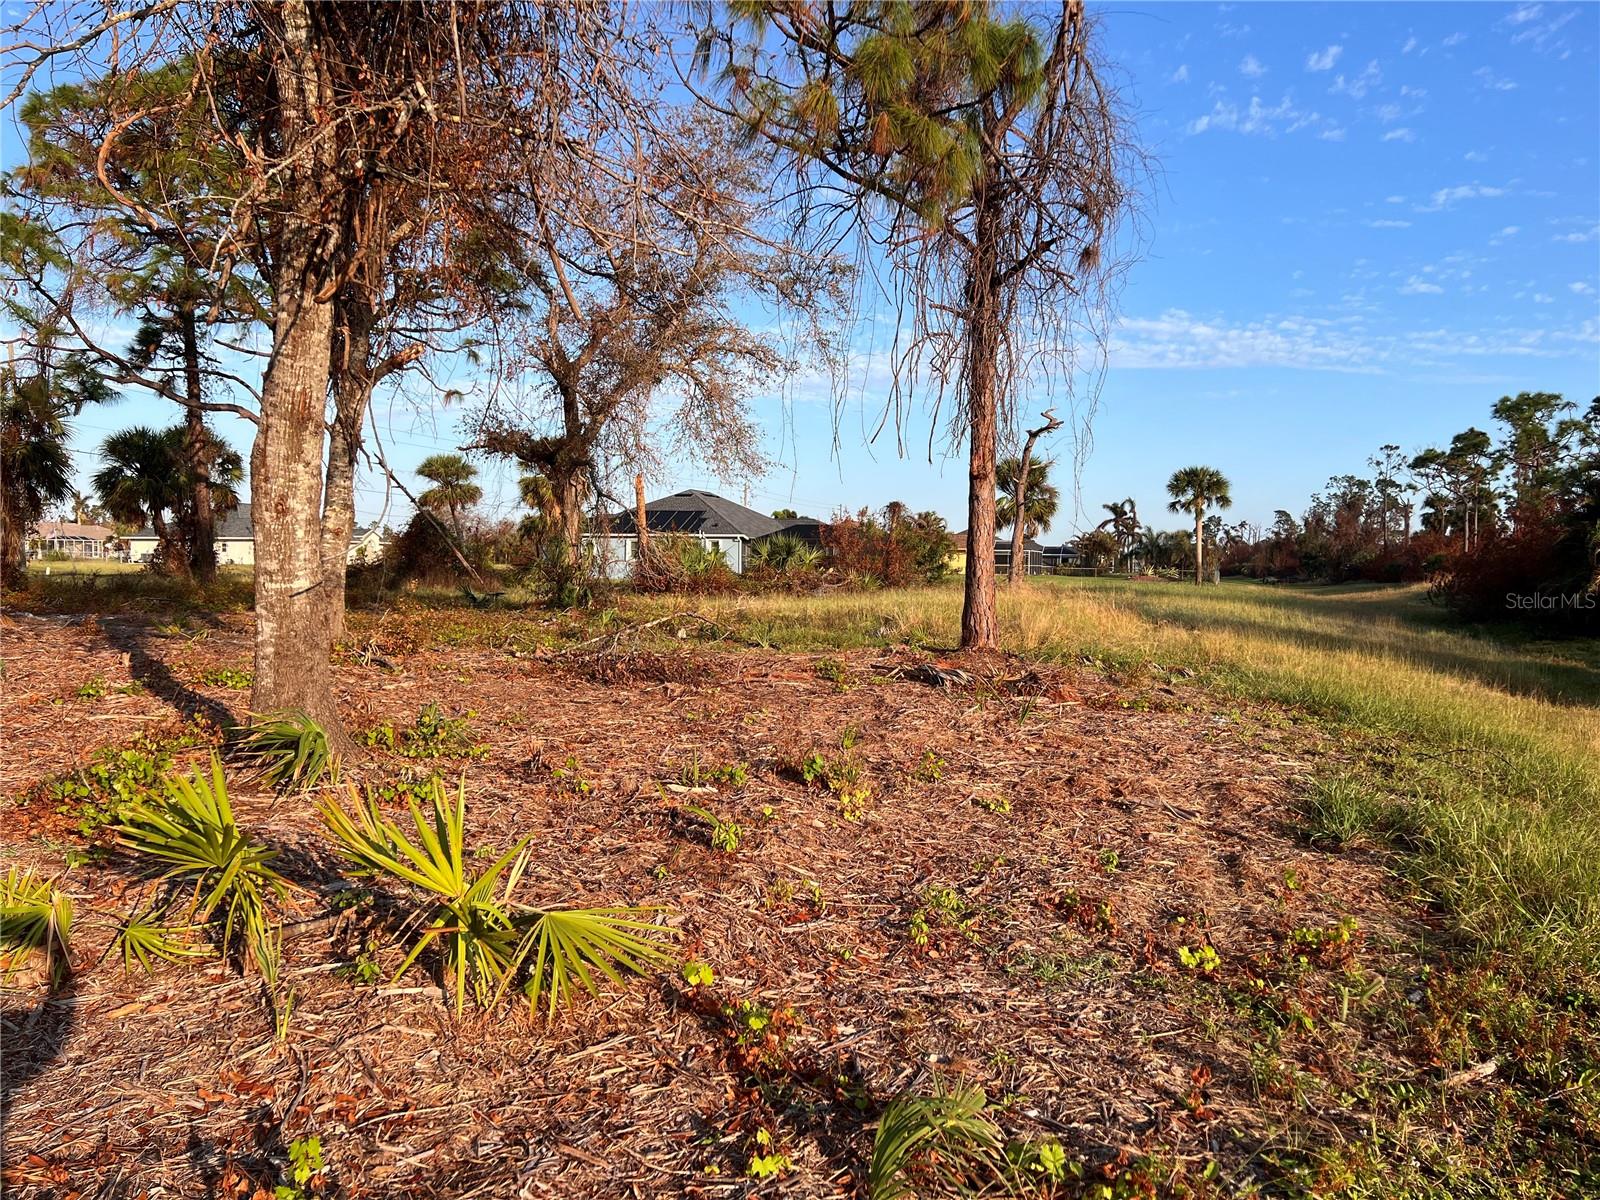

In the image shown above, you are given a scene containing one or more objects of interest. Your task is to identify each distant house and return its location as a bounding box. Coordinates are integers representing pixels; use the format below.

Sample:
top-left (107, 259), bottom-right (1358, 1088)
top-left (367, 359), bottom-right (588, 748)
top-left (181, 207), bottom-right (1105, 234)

top-left (951, 530), bottom-right (1082, 576)
top-left (584, 489), bottom-right (821, 579)
top-left (29, 519), bottom-right (115, 560)
top-left (124, 503), bottom-right (386, 567)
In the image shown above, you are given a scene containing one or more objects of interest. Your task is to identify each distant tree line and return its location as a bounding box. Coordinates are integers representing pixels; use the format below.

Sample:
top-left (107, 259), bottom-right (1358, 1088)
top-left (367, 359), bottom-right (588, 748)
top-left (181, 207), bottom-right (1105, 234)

top-left (1211, 392), bottom-right (1597, 623)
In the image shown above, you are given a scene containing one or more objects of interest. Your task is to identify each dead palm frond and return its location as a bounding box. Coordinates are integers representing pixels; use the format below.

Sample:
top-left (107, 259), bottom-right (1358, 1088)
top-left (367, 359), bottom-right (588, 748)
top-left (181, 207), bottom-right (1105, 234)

top-left (0, 867), bottom-right (74, 987)
top-left (867, 1082), bottom-right (1008, 1200)
top-left (320, 775), bottom-right (675, 1017)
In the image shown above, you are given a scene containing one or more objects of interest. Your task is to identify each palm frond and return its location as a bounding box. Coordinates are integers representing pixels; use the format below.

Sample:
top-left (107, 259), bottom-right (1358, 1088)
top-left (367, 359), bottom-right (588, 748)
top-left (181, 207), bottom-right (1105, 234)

top-left (321, 777), bottom-right (674, 1017)
top-left (234, 710), bottom-right (335, 792)
top-left (867, 1083), bottom-right (1007, 1200)
top-left (518, 907), bottom-right (677, 1019)
top-left (115, 753), bottom-right (284, 973)
top-left (0, 867), bottom-right (73, 987)
top-left (112, 902), bottom-right (210, 973)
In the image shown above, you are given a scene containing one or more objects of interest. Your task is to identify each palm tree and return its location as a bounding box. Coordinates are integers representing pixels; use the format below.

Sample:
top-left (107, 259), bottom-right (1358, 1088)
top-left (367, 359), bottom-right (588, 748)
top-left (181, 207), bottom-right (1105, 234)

top-left (2, 380), bottom-right (74, 584)
top-left (417, 454), bottom-right (482, 537)
top-left (94, 426), bottom-right (187, 569)
top-left (1097, 497), bottom-right (1139, 570)
top-left (995, 457), bottom-right (1060, 540)
top-left (1166, 466), bottom-right (1233, 585)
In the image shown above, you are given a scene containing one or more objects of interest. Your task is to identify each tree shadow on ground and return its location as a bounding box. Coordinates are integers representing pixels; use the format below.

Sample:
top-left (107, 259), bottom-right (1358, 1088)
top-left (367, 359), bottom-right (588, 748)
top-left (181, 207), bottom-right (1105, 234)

top-left (1, 979), bottom-right (78, 1128)
top-left (98, 616), bottom-right (241, 730)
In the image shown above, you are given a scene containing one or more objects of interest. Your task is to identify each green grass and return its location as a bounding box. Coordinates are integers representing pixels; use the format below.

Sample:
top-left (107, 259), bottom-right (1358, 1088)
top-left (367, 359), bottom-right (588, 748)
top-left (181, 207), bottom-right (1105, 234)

top-left (651, 578), bottom-right (1600, 983)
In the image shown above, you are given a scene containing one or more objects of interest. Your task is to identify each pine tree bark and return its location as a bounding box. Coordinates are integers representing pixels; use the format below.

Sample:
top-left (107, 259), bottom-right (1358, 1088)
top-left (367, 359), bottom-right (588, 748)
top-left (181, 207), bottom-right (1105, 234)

top-left (249, 0), bottom-right (344, 739)
top-left (960, 199), bottom-right (1003, 651)
top-left (180, 304), bottom-right (216, 582)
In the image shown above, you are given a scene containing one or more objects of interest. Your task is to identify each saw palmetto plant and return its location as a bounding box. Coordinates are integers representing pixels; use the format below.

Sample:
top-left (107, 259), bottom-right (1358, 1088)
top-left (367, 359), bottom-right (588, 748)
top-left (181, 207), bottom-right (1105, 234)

top-left (234, 709), bottom-right (335, 792)
top-left (111, 901), bottom-right (210, 974)
top-left (1, 867), bottom-right (74, 987)
top-left (115, 754), bottom-right (285, 973)
top-left (320, 775), bottom-right (675, 1017)
top-left (867, 1082), bottom-right (1008, 1200)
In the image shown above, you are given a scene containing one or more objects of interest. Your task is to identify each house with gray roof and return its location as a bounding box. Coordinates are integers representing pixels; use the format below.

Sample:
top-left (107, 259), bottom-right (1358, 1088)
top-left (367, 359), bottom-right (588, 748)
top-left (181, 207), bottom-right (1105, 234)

top-left (125, 503), bottom-right (386, 567)
top-left (585, 489), bottom-right (820, 578)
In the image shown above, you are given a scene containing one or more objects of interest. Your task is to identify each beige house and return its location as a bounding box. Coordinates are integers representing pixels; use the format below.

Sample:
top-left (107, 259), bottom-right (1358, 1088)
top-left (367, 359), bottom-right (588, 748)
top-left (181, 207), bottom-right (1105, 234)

top-left (126, 503), bottom-right (386, 567)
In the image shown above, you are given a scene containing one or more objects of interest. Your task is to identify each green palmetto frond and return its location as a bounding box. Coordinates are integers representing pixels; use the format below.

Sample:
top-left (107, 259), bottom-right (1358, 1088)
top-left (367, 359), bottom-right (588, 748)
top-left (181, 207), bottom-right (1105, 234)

top-left (0, 867), bottom-right (74, 987)
top-left (234, 710), bottom-right (335, 792)
top-left (320, 776), bottom-right (674, 1017)
top-left (115, 754), bottom-right (284, 972)
top-left (112, 901), bottom-right (210, 973)
top-left (520, 908), bottom-right (676, 1019)
top-left (867, 1083), bottom-right (1007, 1200)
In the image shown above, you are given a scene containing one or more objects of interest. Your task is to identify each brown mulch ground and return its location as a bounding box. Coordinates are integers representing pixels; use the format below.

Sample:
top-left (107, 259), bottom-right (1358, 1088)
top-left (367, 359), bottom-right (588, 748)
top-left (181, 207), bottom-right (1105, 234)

top-left (1, 608), bottom-right (1424, 1198)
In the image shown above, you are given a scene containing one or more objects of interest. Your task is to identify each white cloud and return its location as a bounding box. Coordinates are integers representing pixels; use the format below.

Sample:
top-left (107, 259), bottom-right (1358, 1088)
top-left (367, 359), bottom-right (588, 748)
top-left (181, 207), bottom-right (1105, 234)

top-left (1110, 309), bottom-right (1382, 372)
top-left (1401, 276), bottom-right (1445, 295)
top-left (1474, 66), bottom-right (1518, 91)
top-left (1111, 309), bottom-right (1597, 373)
top-left (1188, 93), bottom-right (1326, 137)
top-left (1533, 293), bottom-right (1555, 304)
top-left (1382, 128), bottom-right (1416, 143)
top-left (1507, 7), bottom-right (1578, 54)
top-left (1498, 226), bottom-right (1520, 237)
top-left (1442, 32), bottom-right (1467, 47)
top-left (1306, 45), bottom-right (1343, 71)
top-left (1417, 183), bottom-right (1508, 211)
top-left (1402, 36), bottom-right (1418, 55)
top-left (1386, 195), bottom-right (1406, 204)
top-left (1329, 60), bottom-right (1381, 99)
top-left (1464, 149), bottom-right (1489, 163)
top-left (1555, 224), bottom-right (1600, 244)
top-left (1170, 63), bottom-right (1190, 84)
top-left (1367, 219), bottom-right (1413, 228)
top-left (1571, 281), bottom-right (1596, 295)
top-left (1240, 54), bottom-right (1267, 78)
top-left (1318, 127), bottom-right (1347, 142)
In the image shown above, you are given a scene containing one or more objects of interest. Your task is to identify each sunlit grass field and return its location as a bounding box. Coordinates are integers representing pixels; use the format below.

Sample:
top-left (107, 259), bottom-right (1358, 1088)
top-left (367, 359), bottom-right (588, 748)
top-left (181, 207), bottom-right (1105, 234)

top-left (656, 577), bottom-right (1600, 982)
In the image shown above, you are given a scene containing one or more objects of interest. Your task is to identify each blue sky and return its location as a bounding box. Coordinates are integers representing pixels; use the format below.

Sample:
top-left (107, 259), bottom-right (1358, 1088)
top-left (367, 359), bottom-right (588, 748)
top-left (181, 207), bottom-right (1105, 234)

top-left (12, 1), bottom-right (1600, 538)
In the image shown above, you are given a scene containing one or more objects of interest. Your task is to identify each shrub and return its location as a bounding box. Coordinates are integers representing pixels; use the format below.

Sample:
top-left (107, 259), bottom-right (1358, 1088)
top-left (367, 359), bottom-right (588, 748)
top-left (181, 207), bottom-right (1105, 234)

top-left (632, 535), bottom-right (738, 594)
top-left (822, 506), bottom-right (950, 587)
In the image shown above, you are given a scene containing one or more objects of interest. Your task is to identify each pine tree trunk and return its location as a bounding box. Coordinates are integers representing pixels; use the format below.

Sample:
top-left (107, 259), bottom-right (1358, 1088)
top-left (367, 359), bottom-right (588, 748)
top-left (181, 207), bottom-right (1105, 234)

top-left (249, 0), bottom-right (344, 740)
top-left (959, 199), bottom-right (1003, 650)
top-left (180, 305), bottom-right (216, 583)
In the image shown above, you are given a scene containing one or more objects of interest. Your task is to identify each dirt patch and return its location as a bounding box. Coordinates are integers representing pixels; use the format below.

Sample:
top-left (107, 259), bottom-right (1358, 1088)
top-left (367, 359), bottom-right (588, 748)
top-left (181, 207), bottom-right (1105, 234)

top-left (2, 611), bottom-right (1431, 1197)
